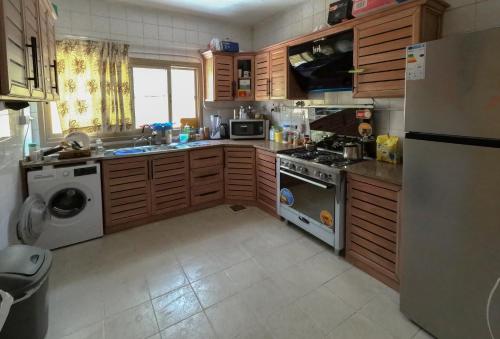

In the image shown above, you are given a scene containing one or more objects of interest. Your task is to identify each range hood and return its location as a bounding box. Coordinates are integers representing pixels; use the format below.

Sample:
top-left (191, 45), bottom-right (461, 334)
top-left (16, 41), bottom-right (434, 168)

top-left (289, 30), bottom-right (354, 92)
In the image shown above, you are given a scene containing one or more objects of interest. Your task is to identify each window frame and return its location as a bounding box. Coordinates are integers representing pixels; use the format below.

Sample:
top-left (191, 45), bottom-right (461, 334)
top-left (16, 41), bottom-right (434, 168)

top-left (39, 58), bottom-right (203, 147)
top-left (130, 58), bottom-right (203, 128)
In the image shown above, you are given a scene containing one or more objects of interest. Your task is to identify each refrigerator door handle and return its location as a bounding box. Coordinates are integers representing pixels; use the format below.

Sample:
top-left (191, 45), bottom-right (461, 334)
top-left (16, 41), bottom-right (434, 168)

top-left (487, 277), bottom-right (500, 339)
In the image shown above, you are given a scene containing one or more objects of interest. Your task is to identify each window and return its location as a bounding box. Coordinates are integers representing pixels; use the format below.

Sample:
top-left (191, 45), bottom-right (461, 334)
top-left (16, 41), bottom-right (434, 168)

top-left (131, 59), bottom-right (201, 128)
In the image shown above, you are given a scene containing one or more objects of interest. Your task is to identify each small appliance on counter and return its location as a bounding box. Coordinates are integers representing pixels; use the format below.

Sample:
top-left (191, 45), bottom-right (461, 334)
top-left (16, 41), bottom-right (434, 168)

top-left (229, 119), bottom-right (269, 140)
top-left (210, 114), bottom-right (222, 139)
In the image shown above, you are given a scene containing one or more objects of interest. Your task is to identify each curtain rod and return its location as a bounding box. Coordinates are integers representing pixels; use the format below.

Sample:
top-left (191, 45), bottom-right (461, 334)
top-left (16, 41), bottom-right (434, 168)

top-left (58, 34), bottom-right (203, 61)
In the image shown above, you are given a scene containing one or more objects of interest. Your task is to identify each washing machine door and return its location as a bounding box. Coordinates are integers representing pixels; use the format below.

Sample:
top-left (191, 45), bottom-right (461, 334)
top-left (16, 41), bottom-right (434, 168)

top-left (17, 195), bottom-right (48, 245)
top-left (47, 187), bottom-right (87, 219)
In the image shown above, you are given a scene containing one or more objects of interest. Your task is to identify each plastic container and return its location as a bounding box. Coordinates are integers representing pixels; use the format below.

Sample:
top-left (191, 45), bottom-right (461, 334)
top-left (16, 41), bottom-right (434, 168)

top-left (0, 245), bottom-right (52, 339)
top-left (179, 133), bottom-right (189, 144)
top-left (28, 144), bottom-right (38, 161)
top-left (274, 131), bottom-right (283, 143)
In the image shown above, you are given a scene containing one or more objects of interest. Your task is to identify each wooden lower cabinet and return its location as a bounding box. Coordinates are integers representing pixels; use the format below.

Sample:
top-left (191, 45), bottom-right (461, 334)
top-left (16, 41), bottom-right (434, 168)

top-left (101, 157), bottom-right (151, 233)
top-left (224, 147), bottom-right (256, 202)
top-left (190, 147), bottom-right (224, 206)
top-left (345, 173), bottom-right (402, 290)
top-left (256, 149), bottom-right (277, 214)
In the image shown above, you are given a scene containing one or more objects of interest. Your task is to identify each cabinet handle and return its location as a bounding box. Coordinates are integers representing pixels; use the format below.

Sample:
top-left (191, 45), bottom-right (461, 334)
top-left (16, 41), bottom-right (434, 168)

top-left (50, 60), bottom-right (59, 93)
top-left (26, 37), bottom-right (40, 88)
top-left (269, 79), bottom-right (272, 97)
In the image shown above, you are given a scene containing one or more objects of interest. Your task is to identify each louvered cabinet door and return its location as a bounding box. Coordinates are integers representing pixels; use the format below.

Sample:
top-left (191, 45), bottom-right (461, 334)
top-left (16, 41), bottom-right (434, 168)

top-left (214, 54), bottom-right (234, 101)
top-left (102, 158), bottom-right (151, 233)
top-left (269, 47), bottom-right (287, 99)
top-left (354, 9), bottom-right (417, 98)
top-left (22, 0), bottom-right (44, 99)
top-left (255, 52), bottom-right (270, 101)
top-left (224, 147), bottom-right (256, 202)
top-left (256, 149), bottom-right (277, 214)
top-left (38, 0), bottom-right (57, 100)
top-left (346, 173), bottom-right (402, 290)
top-left (0, 0), bottom-right (31, 97)
top-left (151, 152), bottom-right (190, 215)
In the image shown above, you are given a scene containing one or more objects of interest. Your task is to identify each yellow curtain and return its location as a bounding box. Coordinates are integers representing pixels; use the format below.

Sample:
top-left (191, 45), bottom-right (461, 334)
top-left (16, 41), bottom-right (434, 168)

top-left (55, 40), bottom-right (133, 135)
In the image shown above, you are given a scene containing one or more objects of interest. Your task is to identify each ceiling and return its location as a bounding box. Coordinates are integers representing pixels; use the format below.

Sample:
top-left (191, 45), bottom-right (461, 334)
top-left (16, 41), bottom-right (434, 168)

top-left (109, 0), bottom-right (305, 25)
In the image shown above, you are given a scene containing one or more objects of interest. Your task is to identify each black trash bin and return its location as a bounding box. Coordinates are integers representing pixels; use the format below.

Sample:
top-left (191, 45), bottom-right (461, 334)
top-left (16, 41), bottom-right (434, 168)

top-left (0, 245), bottom-right (52, 339)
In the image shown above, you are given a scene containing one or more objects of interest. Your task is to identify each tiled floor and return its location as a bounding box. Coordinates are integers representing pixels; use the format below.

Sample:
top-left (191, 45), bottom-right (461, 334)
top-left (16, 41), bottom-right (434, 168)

top-left (46, 205), bottom-right (431, 339)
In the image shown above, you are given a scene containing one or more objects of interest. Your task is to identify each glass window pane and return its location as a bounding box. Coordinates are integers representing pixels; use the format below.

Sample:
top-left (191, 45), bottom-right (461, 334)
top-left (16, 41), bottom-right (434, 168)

top-left (133, 67), bottom-right (169, 128)
top-left (171, 68), bottom-right (197, 124)
top-left (49, 102), bottom-right (63, 135)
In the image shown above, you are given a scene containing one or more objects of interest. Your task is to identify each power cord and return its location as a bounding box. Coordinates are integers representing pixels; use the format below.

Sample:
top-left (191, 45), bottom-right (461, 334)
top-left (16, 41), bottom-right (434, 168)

top-left (487, 277), bottom-right (500, 339)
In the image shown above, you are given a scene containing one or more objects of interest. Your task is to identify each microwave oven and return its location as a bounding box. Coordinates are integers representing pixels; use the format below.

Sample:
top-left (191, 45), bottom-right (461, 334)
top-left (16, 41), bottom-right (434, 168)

top-left (229, 119), bottom-right (269, 140)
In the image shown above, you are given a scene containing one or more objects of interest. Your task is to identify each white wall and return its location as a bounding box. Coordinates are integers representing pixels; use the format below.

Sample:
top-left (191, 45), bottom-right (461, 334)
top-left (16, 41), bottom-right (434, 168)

top-left (0, 108), bottom-right (31, 249)
top-left (53, 0), bottom-right (253, 61)
top-left (252, 0), bottom-right (500, 143)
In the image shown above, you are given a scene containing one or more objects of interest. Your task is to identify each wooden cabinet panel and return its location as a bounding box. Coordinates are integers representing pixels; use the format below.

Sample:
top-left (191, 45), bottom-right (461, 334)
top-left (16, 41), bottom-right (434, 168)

top-left (0, 0), bottom-right (31, 97)
top-left (102, 157), bottom-right (151, 233)
top-left (346, 173), bottom-right (402, 290)
top-left (38, 0), bottom-right (58, 100)
top-left (224, 147), bottom-right (256, 201)
top-left (190, 147), bottom-right (224, 205)
top-left (256, 149), bottom-right (277, 214)
top-left (151, 152), bottom-right (189, 215)
top-left (255, 52), bottom-right (270, 101)
top-left (22, 0), bottom-right (44, 99)
top-left (353, 5), bottom-right (444, 98)
top-left (269, 47), bottom-right (287, 99)
top-left (214, 55), bottom-right (234, 100)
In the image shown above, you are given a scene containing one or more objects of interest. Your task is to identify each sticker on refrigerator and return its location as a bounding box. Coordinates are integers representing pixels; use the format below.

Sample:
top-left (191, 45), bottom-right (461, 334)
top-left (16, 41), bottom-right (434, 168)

top-left (406, 43), bottom-right (426, 80)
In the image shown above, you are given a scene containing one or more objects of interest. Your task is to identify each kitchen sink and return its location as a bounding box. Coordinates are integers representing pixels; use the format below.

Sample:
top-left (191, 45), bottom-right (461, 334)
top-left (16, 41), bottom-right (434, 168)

top-left (104, 141), bottom-right (211, 157)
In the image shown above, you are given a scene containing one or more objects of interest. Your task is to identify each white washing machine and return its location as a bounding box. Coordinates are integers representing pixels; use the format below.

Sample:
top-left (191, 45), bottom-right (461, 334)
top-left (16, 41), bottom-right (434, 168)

top-left (19, 162), bottom-right (104, 249)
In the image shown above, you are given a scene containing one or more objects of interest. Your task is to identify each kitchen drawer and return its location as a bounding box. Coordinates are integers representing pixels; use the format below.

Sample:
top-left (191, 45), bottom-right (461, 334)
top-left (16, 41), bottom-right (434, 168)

top-left (190, 147), bottom-right (223, 169)
top-left (346, 173), bottom-right (401, 290)
top-left (191, 182), bottom-right (224, 206)
top-left (191, 166), bottom-right (224, 186)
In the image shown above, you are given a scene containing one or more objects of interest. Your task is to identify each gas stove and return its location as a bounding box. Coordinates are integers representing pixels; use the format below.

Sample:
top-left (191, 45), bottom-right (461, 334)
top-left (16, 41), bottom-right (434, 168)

top-left (277, 148), bottom-right (363, 185)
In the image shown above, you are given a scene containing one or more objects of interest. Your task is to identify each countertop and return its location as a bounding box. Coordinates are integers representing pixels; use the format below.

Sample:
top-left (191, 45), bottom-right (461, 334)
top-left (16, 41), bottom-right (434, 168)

top-left (344, 160), bottom-right (403, 186)
top-left (20, 140), bottom-right (300, 169)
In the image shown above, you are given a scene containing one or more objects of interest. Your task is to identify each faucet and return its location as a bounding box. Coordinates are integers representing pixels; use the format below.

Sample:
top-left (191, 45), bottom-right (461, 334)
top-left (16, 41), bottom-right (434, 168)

top-left (133, 125), bottom-right (152, 147)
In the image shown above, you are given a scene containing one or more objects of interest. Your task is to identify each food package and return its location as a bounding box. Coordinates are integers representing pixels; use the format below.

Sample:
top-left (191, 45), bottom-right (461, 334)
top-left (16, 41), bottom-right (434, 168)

top-left (376, 135), bottom-right (400, 164)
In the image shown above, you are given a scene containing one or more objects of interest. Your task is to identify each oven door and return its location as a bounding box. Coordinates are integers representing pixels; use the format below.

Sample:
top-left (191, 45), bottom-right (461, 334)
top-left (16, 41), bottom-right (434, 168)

top-left (230, 120), bottom-right (265, 139)
top-left (279, 168), bottom-right (336, 229)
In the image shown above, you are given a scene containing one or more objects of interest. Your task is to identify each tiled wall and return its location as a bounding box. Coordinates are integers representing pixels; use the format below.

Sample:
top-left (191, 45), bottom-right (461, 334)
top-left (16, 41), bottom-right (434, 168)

top-left (53, 0), bottom-right (254, 59)
top-left (0, 108), bottom-right (31, 249)
top-left (252, 0), bottom-right (500, 140)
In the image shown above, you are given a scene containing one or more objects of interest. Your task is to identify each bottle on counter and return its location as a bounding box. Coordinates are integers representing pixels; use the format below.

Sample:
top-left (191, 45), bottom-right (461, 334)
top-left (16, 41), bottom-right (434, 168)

top-left (95, 138), bottom-right (104, 154)
top-left (269, 126), bottom-right (275, 141)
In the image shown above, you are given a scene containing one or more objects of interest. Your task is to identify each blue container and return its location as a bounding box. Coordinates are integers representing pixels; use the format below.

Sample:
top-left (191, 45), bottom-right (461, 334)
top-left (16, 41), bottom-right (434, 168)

top-left (221, 41), bottom-right (239, 53)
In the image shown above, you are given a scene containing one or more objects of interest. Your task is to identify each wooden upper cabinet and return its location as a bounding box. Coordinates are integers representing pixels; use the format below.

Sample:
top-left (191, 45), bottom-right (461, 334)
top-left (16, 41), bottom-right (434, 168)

top-left (234, 54), bottom-right (255, 101)
top-left (203, 51), bottom-right (234, 101)
top-left (353, 2), bottom-right (447, 98)
top-left (269, 47), bottom-right (287, 100)
top-left (255, 52), bottom-right (270, 101)
top-left (0, 0), bottom-right (31, 98)
top-left (0, 0), bottom-right (57, 101)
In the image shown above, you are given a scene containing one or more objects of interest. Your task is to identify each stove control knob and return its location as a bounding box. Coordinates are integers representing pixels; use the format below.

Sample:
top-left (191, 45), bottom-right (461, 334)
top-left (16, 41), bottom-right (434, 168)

top-left (289, 163), bottom-right (296, 170)
top-left (298, 166), bottom-right (308, 174)
top-left (282, 161), bottom-right (289, 168)
top-left (319, 172), bottom-right (328, 180)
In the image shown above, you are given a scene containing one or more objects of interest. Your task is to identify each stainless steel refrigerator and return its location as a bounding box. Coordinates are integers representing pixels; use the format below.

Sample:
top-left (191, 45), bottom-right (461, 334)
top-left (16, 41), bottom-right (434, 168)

top-left (401, 28), bottom-right (500, 339)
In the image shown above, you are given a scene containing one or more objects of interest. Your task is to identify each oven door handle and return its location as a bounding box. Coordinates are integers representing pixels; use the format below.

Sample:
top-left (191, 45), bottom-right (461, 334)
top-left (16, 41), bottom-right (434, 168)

top-left (280, 169), bottom-right (332, 189)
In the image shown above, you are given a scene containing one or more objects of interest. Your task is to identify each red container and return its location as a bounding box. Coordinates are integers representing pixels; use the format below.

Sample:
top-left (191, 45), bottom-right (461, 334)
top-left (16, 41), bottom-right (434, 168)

top-left (351, 0), bottom-right (396, 17)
